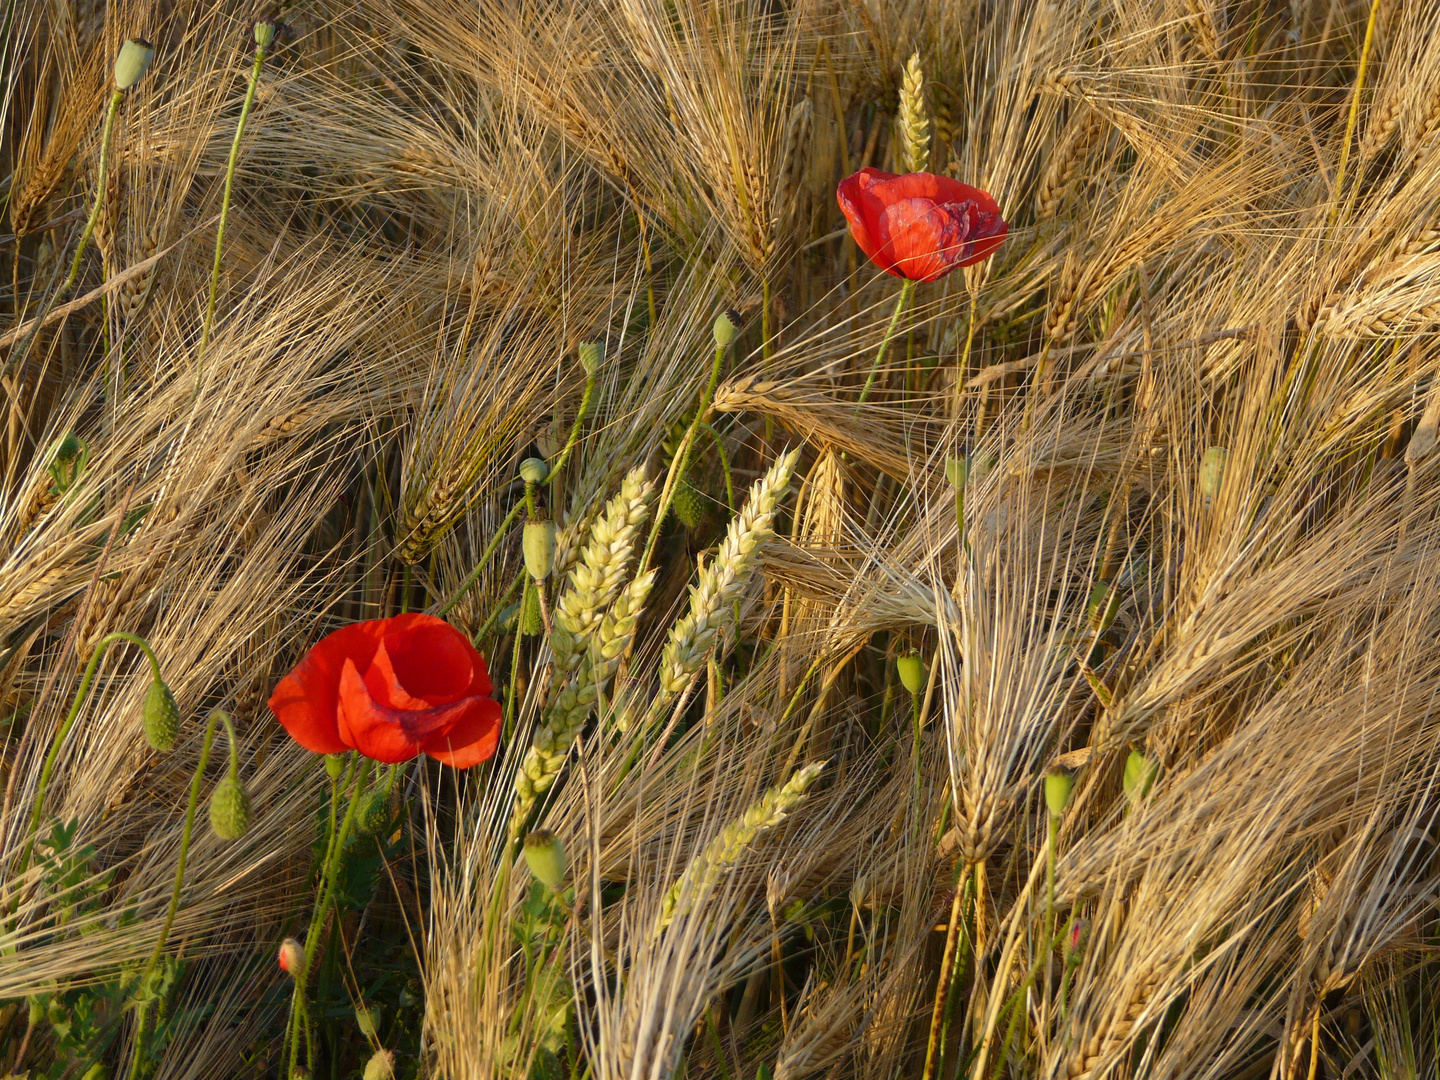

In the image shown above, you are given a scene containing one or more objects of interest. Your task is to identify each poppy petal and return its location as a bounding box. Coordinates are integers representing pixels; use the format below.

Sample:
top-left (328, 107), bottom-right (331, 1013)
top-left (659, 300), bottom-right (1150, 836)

top-left (267, 620), bottom-right (387, 755)
top-left (876, 197), bottom-right (971, 283)
top-left (421, 697), bottom-right (502, 768)
top-left (336, 659), bottom-right (426, 763)
top-left (378, 613), bottom-right (479, 706)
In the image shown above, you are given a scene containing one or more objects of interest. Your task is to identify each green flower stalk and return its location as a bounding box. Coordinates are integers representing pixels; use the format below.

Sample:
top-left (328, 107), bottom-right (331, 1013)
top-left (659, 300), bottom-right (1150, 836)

top-left (642, 310), bottom-right (740, 572)
top-left (197, 24), bottom-right (272, 377)
top-left (288, 755), bottom-right (374, 1078)
top-left (127, 709), bottom-right (246, 1080)
top-left (16, 631), bottom-right (164, 887)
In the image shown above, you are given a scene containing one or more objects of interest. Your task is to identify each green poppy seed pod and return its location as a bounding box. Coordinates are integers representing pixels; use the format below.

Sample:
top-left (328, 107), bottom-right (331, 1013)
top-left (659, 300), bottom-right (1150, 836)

top-left (519, 457), bottom-right (549, 485)
top-left (363, 1050), bottom-right (395, 1080)
top-left (1199, 446), bottom-right (1227, 500)
top-left (1045, 770), bottom-right (1073, 818)
top-left (578, 341), bottom-right (602, 376)
top-left (278, 937), bottom-right (305, 978)
top-left (356, 1005), bottom-right (381, 1039)
top-left (945, 455), bottom-right (968, 488)
top-left (353, 788), bottom-right (389, 837)
top-left (523, 519), bottom-right (557, 580)
top-left (672, 477), bottom-right (705, 528)
top-left (520, 585), bottom-right (543, 637)
top-left (113, 38), bottom-right (155, 90)
top-left (324, 753), bottom-right (346, 780)
top-left (1123, 749), bottom-right (1158, 806)
top-left (209, 774), bottom-right (252, 840)
top-left (896, 652), bottom-right (925, 695)
top-left (142, 678), bottom-right (179, 752)
top-left (254, 20), bottom-right (277, 48)
top-left (713, 308), bottom-right (741, 348)
top-left (523, 828), bottom-right (567, 889)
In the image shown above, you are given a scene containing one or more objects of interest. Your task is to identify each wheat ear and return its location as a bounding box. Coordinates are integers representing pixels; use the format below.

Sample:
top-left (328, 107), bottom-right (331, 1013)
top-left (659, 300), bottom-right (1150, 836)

top-left (657, 762), bottom-right (825, 933)
top-left (898, 53), bottom-right (930, 175)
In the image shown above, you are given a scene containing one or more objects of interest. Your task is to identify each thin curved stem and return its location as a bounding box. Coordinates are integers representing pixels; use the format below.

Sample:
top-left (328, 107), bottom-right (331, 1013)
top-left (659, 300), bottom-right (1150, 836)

top-left (62, 90), bottom-right (123, 297)
top-left (5, 90), bottom-right (124, 382)
top-left (857, 279), bottom-right (914, 409)
top-left (288, 757), bottom-right (373, 1078)
top-left (641, 341), bottom-right (726, 573)
top-left (547, 369), bottom-right (595, 483)
top-left (16, 630), bottom-right (161, 884)
top-left (695, 423), bottom-right (735, 513)
top-left (197, 40), bottom-right (268, 384)
top-left (438, 502), bottom-right (522, 616)
top-left (126, 710), bottom-right (238, 1080)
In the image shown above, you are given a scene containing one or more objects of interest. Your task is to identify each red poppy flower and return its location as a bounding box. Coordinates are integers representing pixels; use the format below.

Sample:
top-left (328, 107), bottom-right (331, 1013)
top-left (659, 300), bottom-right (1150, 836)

top-left (836, 168), bottom-right (1007, 282)
top-left (268, 614), bottom-right (500, 768)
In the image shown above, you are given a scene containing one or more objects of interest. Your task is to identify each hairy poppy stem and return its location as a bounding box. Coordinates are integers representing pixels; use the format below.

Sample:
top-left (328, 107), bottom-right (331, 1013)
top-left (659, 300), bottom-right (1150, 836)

top-left (857, 279), bottom-right (915, 409)
top-left (4, 89), bottom-right (123, 384)
top-left (126, 710), bottom-right (238, 1080)
top-left (288, 756), bottom-right (373, 1078)
top-left (14, 631), bottom-right (162, 892)
top-left (437, 502), bottom-right (523, 616)
top-left (197, 36), bottom-right (268, 388)
top-left (641, 339), bottom-right (727, 574)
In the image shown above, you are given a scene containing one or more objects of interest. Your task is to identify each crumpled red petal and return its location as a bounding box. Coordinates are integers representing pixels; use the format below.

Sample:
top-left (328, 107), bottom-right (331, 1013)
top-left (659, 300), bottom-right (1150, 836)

top-left (421, 696), bottom-right (502, 767)
top-left (836, 167), bottom-right (1007, 280)
top-left (267, 620), bottom-right (387, 755)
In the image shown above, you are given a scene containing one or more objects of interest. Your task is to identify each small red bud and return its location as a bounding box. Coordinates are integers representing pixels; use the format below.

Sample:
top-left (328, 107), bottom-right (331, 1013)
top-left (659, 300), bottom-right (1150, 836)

top-left (278, 937), bottom-right (305, 977)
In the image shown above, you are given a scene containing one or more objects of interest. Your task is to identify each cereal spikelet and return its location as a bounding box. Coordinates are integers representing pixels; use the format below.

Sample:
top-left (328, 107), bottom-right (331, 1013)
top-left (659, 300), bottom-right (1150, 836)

top-left (657, 762), bottom-right (825, 932)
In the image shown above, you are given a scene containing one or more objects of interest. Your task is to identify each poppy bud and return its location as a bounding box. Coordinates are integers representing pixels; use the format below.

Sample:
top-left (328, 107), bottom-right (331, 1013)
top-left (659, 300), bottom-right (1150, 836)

top-left (578, 341), bottom-right (602, 376)
top-left (254, 20), bottom-right (277, 47)
top-left (523, 828), bottom-right (567, 888)
top-left (523, 519), bottom-right (557, 580)
top-left (278, 937), bottom-right (305, 978)
top-left (292, 1069), bottom-right (311, 1080)
top-left (1123, 749), bottom-right (1157, 806)
top-left (363, 1050), bottom-right (395, 1080)
top-left (945, 455), bottom-right (967, 488)
top-left (1068, 917), bottom-right (1090, 956)
top-left (113, 38), bottom-right (155, 90)
top-left (520, 585), bottom-right (543, 637)
top-left (325, 754), bottom-right (346, 780)
top-left (896, 652), bottom-right (925, 694)
top-left (1199, 447), bottom-right (1227, 500)
top-left (142, 678), bottom-right (180, 752)
top-left (519, 457), bottom-right (549, 485)
top-left (1045, 770), bottom-right (1072, 817)
top-left (209, 774), bottom-right (252, 840)
top-left (672, 477), bottom-right (705, 528)
top-left (713, 309), bottom-right (741, 348)
top-left (353, 788), bottom-right (389, 837)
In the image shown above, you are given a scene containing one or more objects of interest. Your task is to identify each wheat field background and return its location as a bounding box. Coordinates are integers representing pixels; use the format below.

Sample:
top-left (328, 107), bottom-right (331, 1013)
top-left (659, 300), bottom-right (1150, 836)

top-left (3, 0), bottom-right (1440, 1077)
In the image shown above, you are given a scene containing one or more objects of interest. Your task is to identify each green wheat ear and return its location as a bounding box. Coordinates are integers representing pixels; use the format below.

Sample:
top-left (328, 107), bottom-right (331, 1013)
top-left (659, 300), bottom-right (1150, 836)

top-left (898, 52), bottom-right (930, 174)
